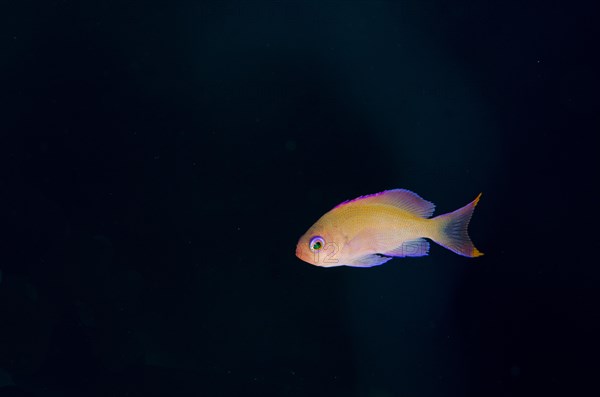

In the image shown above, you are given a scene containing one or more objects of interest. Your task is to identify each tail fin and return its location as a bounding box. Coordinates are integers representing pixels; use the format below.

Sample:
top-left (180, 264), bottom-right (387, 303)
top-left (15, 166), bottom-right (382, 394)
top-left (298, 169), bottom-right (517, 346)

top-left (431, 193), bottom-right (483, 258)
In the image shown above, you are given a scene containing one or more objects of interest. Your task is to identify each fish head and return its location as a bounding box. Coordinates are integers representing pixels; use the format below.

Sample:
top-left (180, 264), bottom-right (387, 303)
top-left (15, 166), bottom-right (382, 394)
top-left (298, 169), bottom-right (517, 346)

top-left (295, 221), bottom-right (345, 267)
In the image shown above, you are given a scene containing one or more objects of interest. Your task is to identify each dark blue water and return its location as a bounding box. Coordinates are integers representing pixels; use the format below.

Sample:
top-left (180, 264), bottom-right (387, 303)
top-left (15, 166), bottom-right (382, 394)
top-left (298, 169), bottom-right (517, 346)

top-left (1, 1), bottom-right (598, 396)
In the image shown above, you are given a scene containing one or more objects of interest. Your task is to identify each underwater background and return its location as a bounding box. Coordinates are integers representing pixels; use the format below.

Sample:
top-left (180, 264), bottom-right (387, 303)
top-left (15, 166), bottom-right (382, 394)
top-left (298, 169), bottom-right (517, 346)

top-left (1, 1), bottom-right (598, 396)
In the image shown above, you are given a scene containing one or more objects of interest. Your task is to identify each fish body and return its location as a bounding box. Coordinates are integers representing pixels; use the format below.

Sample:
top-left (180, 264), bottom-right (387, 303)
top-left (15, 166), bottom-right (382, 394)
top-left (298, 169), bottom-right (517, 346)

top-left (295, 189), bottom-right (483, 267)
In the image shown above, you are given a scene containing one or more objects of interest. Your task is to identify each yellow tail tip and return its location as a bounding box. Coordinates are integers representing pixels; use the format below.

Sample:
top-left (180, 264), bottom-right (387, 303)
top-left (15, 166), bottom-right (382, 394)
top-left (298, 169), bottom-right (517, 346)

top-left (473, 192), bottom-right (483, 206)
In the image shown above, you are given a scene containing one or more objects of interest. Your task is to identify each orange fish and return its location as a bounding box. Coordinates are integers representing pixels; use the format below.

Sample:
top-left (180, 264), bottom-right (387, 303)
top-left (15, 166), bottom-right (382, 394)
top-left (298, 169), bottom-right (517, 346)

top-left (295, 189), bottom-right (483, 267)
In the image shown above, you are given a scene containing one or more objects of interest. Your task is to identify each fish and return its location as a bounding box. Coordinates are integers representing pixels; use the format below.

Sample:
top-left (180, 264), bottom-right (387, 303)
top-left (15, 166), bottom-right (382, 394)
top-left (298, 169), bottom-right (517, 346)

top-left (295, 189), bottom-right (483, 267)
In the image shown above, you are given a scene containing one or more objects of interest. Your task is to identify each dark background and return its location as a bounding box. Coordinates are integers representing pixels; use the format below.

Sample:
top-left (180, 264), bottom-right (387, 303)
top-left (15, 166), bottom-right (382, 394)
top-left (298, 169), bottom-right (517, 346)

top-left (1, 1), bottom-right (598, 396)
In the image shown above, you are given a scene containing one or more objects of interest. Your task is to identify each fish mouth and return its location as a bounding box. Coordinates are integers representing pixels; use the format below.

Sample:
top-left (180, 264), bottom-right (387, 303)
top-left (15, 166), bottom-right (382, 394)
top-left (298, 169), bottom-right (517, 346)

top-left (295, 244), bottom-right (312, 264)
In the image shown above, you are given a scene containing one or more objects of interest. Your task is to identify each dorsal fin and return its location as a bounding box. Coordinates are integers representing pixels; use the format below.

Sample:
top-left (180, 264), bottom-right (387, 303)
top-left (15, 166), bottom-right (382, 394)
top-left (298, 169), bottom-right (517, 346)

top-left (335, 189), bottom-right (436, 218)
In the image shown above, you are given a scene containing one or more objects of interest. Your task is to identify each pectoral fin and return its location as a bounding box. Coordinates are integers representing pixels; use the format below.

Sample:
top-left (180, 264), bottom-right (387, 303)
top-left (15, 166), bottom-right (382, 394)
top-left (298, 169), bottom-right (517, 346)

top-left (384, 238), bottom-right (430, 257)
top-left (347, 254), bottom-right (393, 268)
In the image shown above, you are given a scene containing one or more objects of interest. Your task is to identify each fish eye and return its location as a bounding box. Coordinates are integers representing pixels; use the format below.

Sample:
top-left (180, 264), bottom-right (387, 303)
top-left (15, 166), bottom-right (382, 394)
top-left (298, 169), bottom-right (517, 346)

top-left (309, 236), bottom-right (325, 252)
